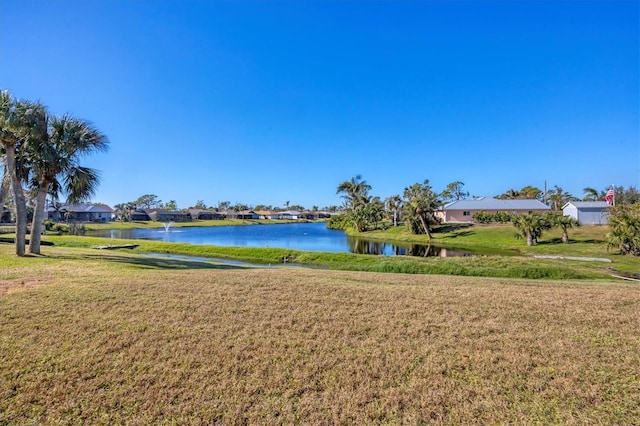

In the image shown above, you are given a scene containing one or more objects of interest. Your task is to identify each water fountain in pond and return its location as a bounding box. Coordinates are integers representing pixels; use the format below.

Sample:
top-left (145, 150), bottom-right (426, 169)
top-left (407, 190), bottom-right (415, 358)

top-left (161, 222), bottom-right (174, 232)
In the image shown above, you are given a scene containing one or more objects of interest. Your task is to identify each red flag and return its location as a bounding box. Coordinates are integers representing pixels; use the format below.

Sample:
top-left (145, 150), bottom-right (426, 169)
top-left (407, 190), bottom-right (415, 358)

top-left (605, 186), bottom-right (615, 205)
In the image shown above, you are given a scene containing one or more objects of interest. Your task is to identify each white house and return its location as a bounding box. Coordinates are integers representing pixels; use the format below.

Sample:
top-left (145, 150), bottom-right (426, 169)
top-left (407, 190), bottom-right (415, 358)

top-left (436, 197), bottom-right (550, 223)
top-left (562, 201), bottom-right (610, 225)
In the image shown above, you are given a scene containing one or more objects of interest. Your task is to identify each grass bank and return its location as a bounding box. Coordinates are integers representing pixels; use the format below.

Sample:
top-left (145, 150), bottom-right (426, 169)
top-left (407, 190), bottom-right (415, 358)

top-left (350, 223), bottom-right (640, 275)
top-left (41, 234), bottom-right (613, 280)
top-left (1, 244), bottom-right (638, 424)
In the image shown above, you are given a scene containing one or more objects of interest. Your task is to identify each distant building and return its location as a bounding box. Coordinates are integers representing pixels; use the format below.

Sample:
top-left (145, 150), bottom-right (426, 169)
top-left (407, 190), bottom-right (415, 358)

top-left (562, 201), bottom-right (610, 225)
top-left (436, 197), bottom-right (550, 223)
top-left (144, 208), bottom-right (191, 222)
top-left (46, 203), bottom-right (113, 222)
top-left (225, 210), bottom-right (259, 220)
top-left (188, 209), bottom-right (224, 220)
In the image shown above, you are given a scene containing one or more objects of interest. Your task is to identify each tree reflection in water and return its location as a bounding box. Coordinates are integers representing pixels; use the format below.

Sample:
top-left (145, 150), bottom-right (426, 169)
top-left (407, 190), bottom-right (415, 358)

top-left (347, 238), bottom-right (473, 257)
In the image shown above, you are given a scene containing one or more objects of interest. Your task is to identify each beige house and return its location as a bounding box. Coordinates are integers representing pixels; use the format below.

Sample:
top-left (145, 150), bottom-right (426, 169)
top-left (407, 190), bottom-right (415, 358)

top-left (436, 197), bottom-right (550, 223)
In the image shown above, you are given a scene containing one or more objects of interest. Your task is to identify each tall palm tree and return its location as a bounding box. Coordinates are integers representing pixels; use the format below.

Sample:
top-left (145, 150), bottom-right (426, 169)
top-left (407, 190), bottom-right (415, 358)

top-left (27, 112), bottom-right (108, 254)
top-left (403, 180), bottom-right (439, 239)
top-left (384, 194), bottom-right (402, 227)
top-left (336, 175), bottom-right (371, 209)
top-left (0, 90), bottom-right (39, 256)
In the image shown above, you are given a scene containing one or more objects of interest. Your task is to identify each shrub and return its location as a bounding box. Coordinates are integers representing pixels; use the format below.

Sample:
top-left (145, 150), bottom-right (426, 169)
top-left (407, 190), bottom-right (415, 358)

top-left (606, 204), bottom-right (640, 255)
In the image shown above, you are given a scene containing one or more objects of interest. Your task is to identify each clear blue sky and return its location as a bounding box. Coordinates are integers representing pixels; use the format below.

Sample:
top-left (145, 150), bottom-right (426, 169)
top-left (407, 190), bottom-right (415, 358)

top-left (2, 0), bottom-right (638, 209)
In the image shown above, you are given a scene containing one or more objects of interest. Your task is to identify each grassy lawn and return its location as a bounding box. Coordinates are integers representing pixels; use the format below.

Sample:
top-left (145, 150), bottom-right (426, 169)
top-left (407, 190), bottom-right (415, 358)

top-left (353, 223), bottom-right (640, 276)
top-left (1, 244), bottom-right (638, 424)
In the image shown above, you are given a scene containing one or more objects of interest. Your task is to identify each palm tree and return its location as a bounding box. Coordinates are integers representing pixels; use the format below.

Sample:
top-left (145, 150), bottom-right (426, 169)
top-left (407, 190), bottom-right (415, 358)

top-left (549, 213), bottom-right (579, 243)
top-left (582, 187), bottom-right (600, 201)
top-left (606, 204), bottom-right (640, 255)
top-left (336, 175), bottom-right (371, 209)
top-left (0, 90), bottom-right (39, 256)
top-left (547, 185), bottom-right (576, 211)
top-left (27, 112), bottom-right (108, 254)
top-left (403, 180), bottom-right (440, 239)
top-left (512, 213), bottom-right (550, 246)
top-left (384, 194), bottom-right (402, 227)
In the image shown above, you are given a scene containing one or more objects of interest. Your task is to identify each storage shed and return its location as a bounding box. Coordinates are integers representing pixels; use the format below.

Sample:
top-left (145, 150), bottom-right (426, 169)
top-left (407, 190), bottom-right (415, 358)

top-left (562, 201), bottom-right (610, 225)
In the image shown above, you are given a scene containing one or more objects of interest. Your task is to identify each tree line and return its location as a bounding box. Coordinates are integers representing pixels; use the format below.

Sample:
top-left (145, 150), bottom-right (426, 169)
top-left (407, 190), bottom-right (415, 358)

top-left (330, 175), bottom-right (640, 254)
top-left (1, 90), bottom-right (108, 256)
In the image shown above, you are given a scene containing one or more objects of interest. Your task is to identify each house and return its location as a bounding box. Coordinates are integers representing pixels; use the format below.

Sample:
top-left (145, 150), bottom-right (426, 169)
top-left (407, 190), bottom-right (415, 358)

top-left (254, 210), bottom-right (278, 219)
top-left (189, 209), bottom-right (224, 220)
top-left (130, 209), bottom-right (152, 221)
top-left (280, 210), bottom-right (301, 220)
top-left (144, 208), bottom-right (192, 222)
top-left (562, 201), bottom-right (610, 225)
top-left (436, 197), bottom-right (550, 223)
top-left (47, 203), bottom-right (114, 222)
top-left (302, 211), bottom-right (331, 220)
top-left (225, 210), bottom-right (259, 220)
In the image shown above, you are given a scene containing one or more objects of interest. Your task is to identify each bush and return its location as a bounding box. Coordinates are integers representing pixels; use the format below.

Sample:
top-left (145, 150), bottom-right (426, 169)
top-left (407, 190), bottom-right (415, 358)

top-left (473, 211), bottom-right (493, 224)
top-left (326, 214), bottom-right (351, 230)
top-left (606, 204), bottom-right (640, 255)
top-left (52, 223), bottom-right (69, 233)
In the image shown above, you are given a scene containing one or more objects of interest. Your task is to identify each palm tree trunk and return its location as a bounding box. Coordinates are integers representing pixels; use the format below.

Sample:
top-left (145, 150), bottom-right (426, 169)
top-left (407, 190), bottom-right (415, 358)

top-left (5, 145), bottom-right (27, 256)
top-left (562, 230), bottom-right (569, 243)
top-left (29, 180), bottom-right (50, 254)
top-left (418, 214), bottom-right (433, 240)
top-left (526, 230), bottom-right (533, 246)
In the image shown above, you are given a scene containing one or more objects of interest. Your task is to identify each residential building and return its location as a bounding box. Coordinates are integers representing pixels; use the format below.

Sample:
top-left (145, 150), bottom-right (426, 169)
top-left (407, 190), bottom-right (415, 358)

top-left (46, 203), bottom-right (113, 222)
top-left (437, 197), bottom-right (550, 223)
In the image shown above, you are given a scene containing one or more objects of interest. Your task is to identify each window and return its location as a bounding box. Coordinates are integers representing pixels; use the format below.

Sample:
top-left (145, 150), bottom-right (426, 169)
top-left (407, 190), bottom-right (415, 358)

top-left (463, 211), bottom-right (471, 216)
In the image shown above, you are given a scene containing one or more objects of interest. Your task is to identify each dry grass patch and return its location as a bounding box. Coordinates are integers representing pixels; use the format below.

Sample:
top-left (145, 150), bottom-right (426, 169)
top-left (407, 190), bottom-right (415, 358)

top-left (1, 252), bottom-right (639, 424)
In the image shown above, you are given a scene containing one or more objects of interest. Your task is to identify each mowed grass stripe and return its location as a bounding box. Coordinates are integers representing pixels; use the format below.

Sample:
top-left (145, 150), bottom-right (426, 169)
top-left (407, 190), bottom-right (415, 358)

top-left (1, 248), bottom-right (639, 424)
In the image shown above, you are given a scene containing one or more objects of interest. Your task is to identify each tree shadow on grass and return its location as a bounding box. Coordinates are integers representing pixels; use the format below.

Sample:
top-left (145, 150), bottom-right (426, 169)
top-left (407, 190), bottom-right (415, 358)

top-left (440, 230), bottom-right (476, 239)
top-left (81, 253), bottom-right (248, 270)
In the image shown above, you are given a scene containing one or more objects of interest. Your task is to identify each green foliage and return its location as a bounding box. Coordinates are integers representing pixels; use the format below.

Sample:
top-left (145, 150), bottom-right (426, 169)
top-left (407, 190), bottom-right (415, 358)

top-left (403, 180), bottom-right (440, 237)
top-left (472, 211), bottom-right (512, 224)
top-left (546, 212), bottom-right (579, 243)
top-left (606, 204), bottom-right (640, 255)
top-left (326, 214), bottom-right (351, 230)
top-left (512, 213), bottom-right (551, 246)
top-left (441, 181), bottom-right (469, 202)
top-left (472, 211), bottom-right (493, 224)
top-left (52, 223), bottom-right (69, 233)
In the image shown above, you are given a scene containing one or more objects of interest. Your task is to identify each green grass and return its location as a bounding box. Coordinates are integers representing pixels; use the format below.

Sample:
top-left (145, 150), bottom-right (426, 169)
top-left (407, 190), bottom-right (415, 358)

top-left (35, 234), bottom-right (613, 280)
top-left (5, 221), bottom-right (639, 279)
top-left (352, 223), bottom-right (640, 275)
top-left (1, 244), bottom-right (639, 424)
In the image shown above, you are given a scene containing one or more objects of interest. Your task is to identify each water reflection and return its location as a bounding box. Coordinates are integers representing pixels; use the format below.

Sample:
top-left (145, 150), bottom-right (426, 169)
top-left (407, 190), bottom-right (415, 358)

top-left (347, 238), bottom-right (473, 257)
top-left (86, 223), bottom-right (478, 258)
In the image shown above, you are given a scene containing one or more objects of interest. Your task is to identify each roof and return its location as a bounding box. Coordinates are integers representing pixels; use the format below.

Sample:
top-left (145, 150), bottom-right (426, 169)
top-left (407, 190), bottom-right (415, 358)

top-left (443, 197), bottom-right (550, 211)
top-left (562, 201), bottom-right (610, 209)
top-left (54, 203), bottom-right (113, 213)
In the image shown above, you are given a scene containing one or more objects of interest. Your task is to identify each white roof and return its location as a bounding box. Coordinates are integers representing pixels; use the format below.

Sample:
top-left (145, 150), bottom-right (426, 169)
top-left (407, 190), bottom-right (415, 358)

top-left (562, 201), bottom-right (610, 209)
top-left (443, 197), bottom-right (549, 211)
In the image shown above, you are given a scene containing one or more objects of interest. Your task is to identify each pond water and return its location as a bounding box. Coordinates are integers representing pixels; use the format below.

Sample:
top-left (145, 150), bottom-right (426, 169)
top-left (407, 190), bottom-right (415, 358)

top-left (86, 222), bottom-right (481, 257)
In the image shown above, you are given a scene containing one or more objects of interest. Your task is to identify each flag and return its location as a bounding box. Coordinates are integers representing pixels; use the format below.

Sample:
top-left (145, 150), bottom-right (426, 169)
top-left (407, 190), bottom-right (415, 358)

top-left (605, 186), bottom-right (615, 205)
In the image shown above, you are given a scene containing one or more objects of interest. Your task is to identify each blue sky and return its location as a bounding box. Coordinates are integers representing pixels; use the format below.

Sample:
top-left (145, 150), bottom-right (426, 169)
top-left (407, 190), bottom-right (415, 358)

top-left (2, 1), bottom-right (638, 209)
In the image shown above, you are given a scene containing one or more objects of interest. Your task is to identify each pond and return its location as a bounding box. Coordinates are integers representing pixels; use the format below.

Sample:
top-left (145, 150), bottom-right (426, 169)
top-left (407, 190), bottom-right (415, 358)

top-left (85, 222), bottom-right (484, 257)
